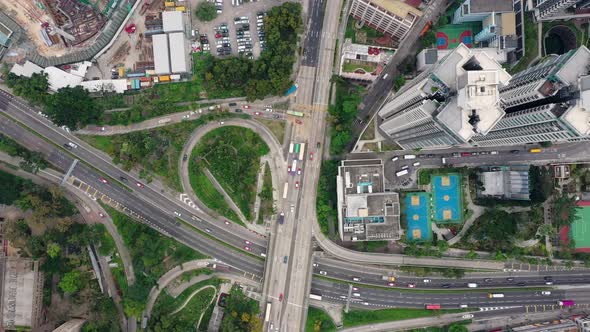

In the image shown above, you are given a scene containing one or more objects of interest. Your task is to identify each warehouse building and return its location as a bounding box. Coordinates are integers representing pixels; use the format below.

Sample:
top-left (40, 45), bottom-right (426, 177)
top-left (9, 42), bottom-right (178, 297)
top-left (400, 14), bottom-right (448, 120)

top-left (151, 10), bottom-right (189, 75)
top-left (153, 34), bottom-right (171, 75)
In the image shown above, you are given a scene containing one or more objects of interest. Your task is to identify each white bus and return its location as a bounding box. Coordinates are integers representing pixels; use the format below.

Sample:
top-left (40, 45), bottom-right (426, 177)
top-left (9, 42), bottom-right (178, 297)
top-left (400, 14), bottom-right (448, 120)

top-left (395, 169), bottom-right (409, 177)
top-left (288, 143), bottom-right (294, 154)
top-left (309, 293), bottom-right (322, 301)
top-left (298, 143), bottom-right (305, 161)
top-left (291, 160), bottom-right (297, 174)
top-left (264, 302), bottom-right (272, 322)
top-left (403, 154), bottom-right (416, 159)
top-left (283, 182), bottom-right (289, 199)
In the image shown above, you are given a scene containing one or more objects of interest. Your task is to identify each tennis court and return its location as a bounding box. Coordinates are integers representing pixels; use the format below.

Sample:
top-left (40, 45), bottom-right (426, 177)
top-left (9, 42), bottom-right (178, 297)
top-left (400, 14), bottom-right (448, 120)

top-left (432, 174), bottom-right (462, 223)
top-left (435, 22), bottom-right (481, 49)
top-left (405, 192), bottom-right (432, 242)
top-left (570, 201), bottom-right (590, 252)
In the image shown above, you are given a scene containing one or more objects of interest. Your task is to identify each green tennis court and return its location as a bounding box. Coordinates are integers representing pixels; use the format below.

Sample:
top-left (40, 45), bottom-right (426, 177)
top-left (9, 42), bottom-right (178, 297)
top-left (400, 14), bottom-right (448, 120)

top-left (571, 202), bottom-right (590, 252)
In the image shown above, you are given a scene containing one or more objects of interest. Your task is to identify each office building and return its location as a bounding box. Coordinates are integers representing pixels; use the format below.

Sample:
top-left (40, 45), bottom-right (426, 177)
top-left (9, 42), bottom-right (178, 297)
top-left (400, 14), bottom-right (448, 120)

top-left (377, 43), bottom-right (511, 150)
top-left (473, 46), bottom-right (590, 146)
top-left (379, 45), bottom-right (590, 149)
top-left (336, 159), bottom-right (401, 242)
top-left (349, 0), bottom-right (422, 46)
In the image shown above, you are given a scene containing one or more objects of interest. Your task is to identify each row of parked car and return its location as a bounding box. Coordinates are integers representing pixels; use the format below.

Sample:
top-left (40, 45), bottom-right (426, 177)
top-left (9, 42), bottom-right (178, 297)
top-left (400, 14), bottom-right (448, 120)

top-left (256, 12), bottom-right (266, 51)
top-left (234, 17), bottom-right (253, 58)
top-left (215, 23), bottom-right (231, 56)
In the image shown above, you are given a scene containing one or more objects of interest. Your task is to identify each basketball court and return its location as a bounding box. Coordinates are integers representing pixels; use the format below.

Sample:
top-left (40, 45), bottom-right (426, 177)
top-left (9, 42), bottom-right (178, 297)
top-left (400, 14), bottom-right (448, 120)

top-left (432, 174), bottom-right (462, 223)
top-left (436, 22), bottom-right (481, 50)
top-left (405, 192), bottom-right (432, 242)
top-left (570, 201), bottom-right (590, 253)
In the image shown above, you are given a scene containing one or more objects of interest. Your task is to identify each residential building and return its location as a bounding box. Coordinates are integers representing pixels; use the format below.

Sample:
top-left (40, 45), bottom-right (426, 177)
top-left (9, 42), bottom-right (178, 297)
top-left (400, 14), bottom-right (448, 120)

top-left (349, 0), bottom-right (422, 46)
top-left (377, 43), bottom-right (512, 149)
top-left (380, 45), bottom-right (590, 149)
top-left (474, 12), bottom-right (518, 50)
top-left (336, 159), bottom-right (401, 242)
top-left (530, 0), bottom-right (578, 20)
top-left (452, 0), bottom-right (514, 24)
top-left (473, 46), bottom-right (590, 146)
top-left (339, 39), bottom-right (395, 81)
top-left (417, 47), bottom-right (509, 72)
top-left (575, 316), bottom-right (590, 332)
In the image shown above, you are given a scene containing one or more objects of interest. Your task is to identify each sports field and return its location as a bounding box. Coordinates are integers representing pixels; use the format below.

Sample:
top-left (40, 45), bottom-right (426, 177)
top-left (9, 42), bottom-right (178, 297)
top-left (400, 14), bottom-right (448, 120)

top-left (405, 192), bottom-right (432, 242)
top-left (431, 174), bottom-right (462, 223)
top-left (436, 22), bottom-right (482, 50)
top-left (571, 201), bottom-right (590, 252)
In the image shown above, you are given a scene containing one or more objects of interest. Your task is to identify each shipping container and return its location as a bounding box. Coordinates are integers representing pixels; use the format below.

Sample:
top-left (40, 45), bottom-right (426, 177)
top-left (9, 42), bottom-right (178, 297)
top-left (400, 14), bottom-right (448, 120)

top-left (127, 72), bottom-right (146, 78)
top-left (164, 1), bottom-right (175, 6)
top-left (175, 6), bottom-right (185, 11)
top-left (153, 77), bottom-right (159, 83)
top-left (140, 81), bottom-right (151, 87)
top-left (159, 75), bottom-right (171, 82)
top-left (118, 67), bottom-right (124, 77)
top-left (170, 74), bottom-right (181, 80)
top-left (139, 76), bottom-right (152, 82)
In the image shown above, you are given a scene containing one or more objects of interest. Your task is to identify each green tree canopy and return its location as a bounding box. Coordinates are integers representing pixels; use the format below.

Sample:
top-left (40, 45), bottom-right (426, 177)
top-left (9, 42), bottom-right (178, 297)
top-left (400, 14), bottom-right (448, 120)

top-left (195, 1), bottom-right (217, 22)
top-left (47, 242), bottom-right (61, 258)
top-left (59, 270), bottom-right (82, 293)
top-left (45, 86), bottom-right (101, 129)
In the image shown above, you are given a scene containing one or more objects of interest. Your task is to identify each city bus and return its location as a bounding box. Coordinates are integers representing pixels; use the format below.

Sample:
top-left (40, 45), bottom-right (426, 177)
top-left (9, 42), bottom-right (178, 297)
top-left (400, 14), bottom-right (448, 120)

top-left (309, 293), bottom-right (322, 301)
top-left (264, 302), bottom-right (272, 322)
top-left (283, 182), bottom-right (289, 199)
top-left (288, 143), bottom-right (294, 154)
top-left (396, 169), bottom-right (409, 177)
top-left (488, 293), bottom-right (504, 298)
top-left (298, 143), bottom-right (305, 161)
top-left (425, 304), bottom-right (441, 310)
top-left (294, 143), bottom-right (300, 155)
top-left (287, 110), bottom-right (304, 117)
top-left (530, 148), bottom-right (542, 153)
top-left (291, 160), bottom-right (297, 175)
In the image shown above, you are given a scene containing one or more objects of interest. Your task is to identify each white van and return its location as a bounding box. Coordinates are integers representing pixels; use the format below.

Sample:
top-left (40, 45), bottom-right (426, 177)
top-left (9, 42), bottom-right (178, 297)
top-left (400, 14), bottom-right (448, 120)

top-left (392, 156), bottom-right (399, 162)
top-left (403, 155), bottom-right (416, 160)
top-left (413, 162), bottom-right (421, 167)
top-left (352, 293), bottom-right (361, 297)
top-left (383, 74), bottom-right (388, 79)
top-left (467, 283), bottom-right (478, 288)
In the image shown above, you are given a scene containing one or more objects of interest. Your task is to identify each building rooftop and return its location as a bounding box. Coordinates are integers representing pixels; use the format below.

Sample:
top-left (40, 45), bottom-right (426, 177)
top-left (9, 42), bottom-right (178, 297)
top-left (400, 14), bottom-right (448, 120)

top-left (337, 159), bottom-right (401, 242)
top-left (480, 167), bottom-right (530, 200)
top-left (367, 0), bottom-right (422, 19)
top-left (168, 32), bottom-right (188, 73)
top-left (469, 0), bottom-right (513, 13)
top-left (152, 34), bottom-right (171, 75)
top-left (162, 11), bottom-right (184, 33)
top-left (79, 79), bottom-right (129, 94)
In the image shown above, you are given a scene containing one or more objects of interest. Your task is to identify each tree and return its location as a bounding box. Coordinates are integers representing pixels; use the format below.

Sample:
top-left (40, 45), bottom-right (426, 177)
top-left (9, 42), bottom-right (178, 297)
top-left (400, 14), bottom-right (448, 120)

top-left (47, 242), bottom-right (61, 258)
top-left (59, 270), bottom-right (82, 293)
top-left (195, 1), bottom-right (217, 22)
top-left (537, 224), bottom-right (556, 238)
top-left (393, 76), bottom-right (406, 91)
top-left (5, 72), bottom-right (50, 105)
top-left (422, 30), bottom-right (436, 48)
top-left (448, 323), bottom-right (468, 332)
top-left (45, 86), bottom-right (101, 129)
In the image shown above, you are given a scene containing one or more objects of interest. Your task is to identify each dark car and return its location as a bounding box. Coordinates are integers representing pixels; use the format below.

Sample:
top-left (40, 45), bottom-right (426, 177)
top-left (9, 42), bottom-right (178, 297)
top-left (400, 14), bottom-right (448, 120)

top-left (63, 143), bottom-right (72, 150)
top-left (183, 154), bottom-right (188, 161)
top-left (235, 108), bottom-right (242, 113)
top-left (511, 150), bottom-right (520, 154)
top-left (317, 142), bottom-right (321, 148)
top-left (228, 102), bottom-right (237, 107)
top-left (517, 282), bottom-right (526, 286)
top-left (442, 284), bottom-right (451, 288)
top-left (119, 176), bottom-right (128, 183)
top-left (427, 154), bottom-right (435, 158)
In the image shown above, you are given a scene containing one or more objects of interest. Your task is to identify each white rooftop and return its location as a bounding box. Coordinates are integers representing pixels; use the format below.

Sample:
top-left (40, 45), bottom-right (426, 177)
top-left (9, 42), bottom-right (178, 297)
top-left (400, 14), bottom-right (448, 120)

top-left (9, 61), bottom-right (43, 77)
top-left (163, 11), bottom-right (184, 33)
top-left (152, 34), bottom-right (170, 75)
top-left (168, 32), bottom-right (188, 73)
top-left (562, 76), bottom-right (590, 135)
top-left (79, 79), bottom-right (128, 94)
top-left (481, 171), bottom-right (504, 196)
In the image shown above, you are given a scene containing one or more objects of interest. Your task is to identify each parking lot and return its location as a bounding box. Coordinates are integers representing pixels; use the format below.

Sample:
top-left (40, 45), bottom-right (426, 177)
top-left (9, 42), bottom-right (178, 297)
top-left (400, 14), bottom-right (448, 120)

top-left (189, 0), bottom-right (291, 58)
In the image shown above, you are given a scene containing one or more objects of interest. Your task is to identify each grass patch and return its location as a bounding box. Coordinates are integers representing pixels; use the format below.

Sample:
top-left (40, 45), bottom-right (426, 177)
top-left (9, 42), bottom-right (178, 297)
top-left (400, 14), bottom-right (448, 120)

top-left (543, 20), bottom-right (584, 48)
top-left (150, 277), bottom-right (221, 331)
top-left (360, 119), bottom-right (375, 140)
top-left (381, 141), bottom-right (402, 151)
top-left (152, 81), bottom-right (202, 103)
top-left (256, 118), bottom-right (286, 144)
top-left (343, 308), bottom-right (461, 327)
top-left (342, 61), bottom-right (377, 73)
top-left (78, 113), bottom-right (250, 191)
top-left (190, 126), bottom-right (269, 221)
top-left (509, 13), bottom-right (538, 74)
top-left (306, 307), bottom-right (336, 332)
top-left (187, 167), bottom-right (242, 224)
top-left (258, 162), bottom-right (274, 225)
top-left (329, 77), bottom-right (365, 155)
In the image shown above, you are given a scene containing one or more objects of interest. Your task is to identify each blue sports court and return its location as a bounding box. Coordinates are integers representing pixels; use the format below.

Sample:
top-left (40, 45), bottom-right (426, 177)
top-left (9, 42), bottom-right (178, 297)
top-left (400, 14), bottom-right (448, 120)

top-left (431, 174), bottom-right (462, 223)
top-left (405, 192), bottom-right (432, 242)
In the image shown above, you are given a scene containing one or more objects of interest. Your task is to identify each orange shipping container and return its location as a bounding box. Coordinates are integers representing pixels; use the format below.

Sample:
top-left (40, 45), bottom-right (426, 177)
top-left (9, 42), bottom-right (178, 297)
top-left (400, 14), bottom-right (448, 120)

top-left (164, 1), bottom-right (175, 6)
top-left (159, 75), bottom-right (170, 82)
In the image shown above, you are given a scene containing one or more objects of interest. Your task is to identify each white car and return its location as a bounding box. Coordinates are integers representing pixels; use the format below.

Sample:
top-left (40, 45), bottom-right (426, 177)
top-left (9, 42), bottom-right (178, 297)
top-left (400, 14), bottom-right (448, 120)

top-left (67, 142), bottom-right (78, 149)
top-left (541, 291), bottom-right (552, 296)
top-left (423, 279), bottom-right (431, 283)
top-left (173, 211), bottom-right (181, 217)
top-left (319, 271), bottom-right (327, 276)
top-left (265, 108), bottom-right (273, 112)
top-left (392, 156), bottom-right (399, 161)
top-left (462, 314), bottom-right (474, 319)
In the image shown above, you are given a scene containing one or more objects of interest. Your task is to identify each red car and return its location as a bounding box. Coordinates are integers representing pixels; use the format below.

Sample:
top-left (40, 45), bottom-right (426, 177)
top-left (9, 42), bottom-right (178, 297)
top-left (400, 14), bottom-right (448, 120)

top-left (244, 246), bottom-right (252, 251)
top-left (243, 105), bottom-right (251, 109)
top-left (295, 119), bottom-right (302, 124)
top-left (461, 152), bottom-right (470, 157)
top-left (98, 212), bottom-right (105, 218)
top-left (295, 181), bottom-right (299, 189)
top-left (279, 293), bottom-right (283, 302)
top-left (215, 33), bottom-right (222, 38)
top-left (407, 283), bottom-right (416, 288)
top-left (309, 153), bottom-right (314, 160)
top-left (99, 177), bottom-right (108, 184)
top-left (135, 182), bottom-right (144, 188)
top-left (287, 166), bottom-right (291, 173)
